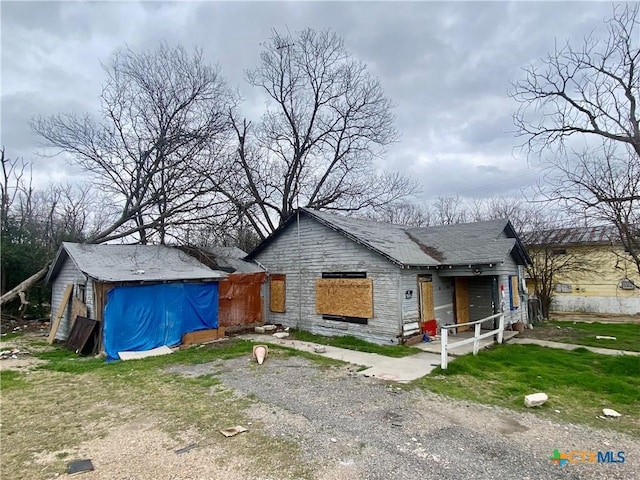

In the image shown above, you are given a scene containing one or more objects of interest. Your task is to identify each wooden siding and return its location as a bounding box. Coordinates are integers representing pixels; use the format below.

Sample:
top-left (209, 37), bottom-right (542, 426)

top-left (399, 270), bottom-right (454, 330)
top-left (50, 259), bottom-right (90, 341)
top-left (254, 215), bottom-right (402, 344)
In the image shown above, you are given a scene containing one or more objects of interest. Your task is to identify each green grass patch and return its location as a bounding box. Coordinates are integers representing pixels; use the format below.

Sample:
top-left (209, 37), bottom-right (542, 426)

top-left (551, 321), bottom-right (640, 352)
top-left (0, 370), bottom-right (29, 390)
top-left (35, 339), bottom-right (256, 375)
top-left (0, 331), bottom-right (24, 342)
top-left (289, 330), bottom-right (420, 357)
top-left (413, 344), bottom-right (640, 436)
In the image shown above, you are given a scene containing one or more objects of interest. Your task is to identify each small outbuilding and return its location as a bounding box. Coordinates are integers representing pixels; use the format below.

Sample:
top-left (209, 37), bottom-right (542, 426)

top-left (248, 208), bottom-right (530, 344)
top-left (46, 242), bottom-right (226, 360)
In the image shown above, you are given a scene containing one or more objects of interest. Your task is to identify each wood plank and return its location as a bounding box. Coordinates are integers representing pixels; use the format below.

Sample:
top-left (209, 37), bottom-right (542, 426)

top-left (48, 284), bottom-right (73, 343)
top-left (316, 278), bottom-right (373, 318)
top-left (70, 296), bottom-right (88, 331)
top-left (270, 275), bottom-right (286, 313)
top-left (65, 316), bottom-right (98, 355)
top-left (419, 280), bottom-right (435, 323)
top-left (454, 278), bottom-right (470, 332)
top-left (180, 328), bottom-right (222, 348)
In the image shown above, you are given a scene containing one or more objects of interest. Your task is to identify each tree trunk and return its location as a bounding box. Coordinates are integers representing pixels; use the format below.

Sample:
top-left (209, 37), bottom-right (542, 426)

top-left (0, 264), bottom-right (50, 306)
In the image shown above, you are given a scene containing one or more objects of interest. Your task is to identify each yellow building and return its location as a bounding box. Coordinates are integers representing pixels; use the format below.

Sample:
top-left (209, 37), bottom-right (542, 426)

top-left (525, 226), bottom-right (640, 315)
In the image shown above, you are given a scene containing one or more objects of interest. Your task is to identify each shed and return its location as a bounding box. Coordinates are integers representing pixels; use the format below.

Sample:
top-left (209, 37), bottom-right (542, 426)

top-left (46, 242), bottom-right (226, 360)
top-left (248, 208), bottom-right (530, 344)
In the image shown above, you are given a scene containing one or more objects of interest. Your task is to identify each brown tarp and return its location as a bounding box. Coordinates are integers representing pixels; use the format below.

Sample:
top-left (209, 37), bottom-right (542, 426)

top-left (219, 272), bottom-right (266, 328)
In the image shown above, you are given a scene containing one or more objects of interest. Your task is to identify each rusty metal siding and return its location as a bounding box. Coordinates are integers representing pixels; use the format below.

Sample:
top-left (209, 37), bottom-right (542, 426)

top-left (218, 272), bottom-right (266, 330)
top-left (254, 214), bottom-right (402, 344)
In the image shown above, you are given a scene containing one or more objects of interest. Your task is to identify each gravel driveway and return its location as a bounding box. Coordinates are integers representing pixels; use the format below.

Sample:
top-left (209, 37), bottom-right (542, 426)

top-left (168, 354), bottom-right (638, 480)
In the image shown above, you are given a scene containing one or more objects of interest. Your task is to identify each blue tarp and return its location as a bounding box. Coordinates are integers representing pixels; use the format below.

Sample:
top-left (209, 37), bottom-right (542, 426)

top-left (103, 283), bottom-right (218, 361)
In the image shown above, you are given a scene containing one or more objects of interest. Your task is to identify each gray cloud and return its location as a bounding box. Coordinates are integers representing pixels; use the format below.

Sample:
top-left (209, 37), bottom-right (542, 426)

top-left (0, 1), bottom-right (615, 202)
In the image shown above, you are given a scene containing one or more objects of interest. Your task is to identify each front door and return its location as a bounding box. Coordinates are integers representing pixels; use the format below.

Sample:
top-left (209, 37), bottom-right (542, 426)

top-left (418, 276), bottom-right (435, 325)
top-left (454, 277), bottom-right (470, 332)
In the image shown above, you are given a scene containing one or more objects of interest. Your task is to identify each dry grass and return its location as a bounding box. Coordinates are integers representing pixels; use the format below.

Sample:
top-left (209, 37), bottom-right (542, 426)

top-left (0, 335), bottom-right (313, 479)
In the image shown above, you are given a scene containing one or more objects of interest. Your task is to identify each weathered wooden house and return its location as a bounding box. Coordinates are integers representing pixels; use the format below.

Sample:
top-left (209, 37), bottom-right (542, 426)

top-left (46, 243), bottom-right (227, 360)
top-left (248, 208), bottom-right (530, 344)
top-left (524, 226), bottom-right (640, 315)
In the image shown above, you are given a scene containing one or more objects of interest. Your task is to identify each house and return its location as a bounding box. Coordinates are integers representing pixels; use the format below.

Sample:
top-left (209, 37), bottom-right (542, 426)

top-left (46, 242), bottom-right (227, 360)
top-left (247, 208), bottom-right (530, 344)
top-left (524, 226), bottom-right (640, 315)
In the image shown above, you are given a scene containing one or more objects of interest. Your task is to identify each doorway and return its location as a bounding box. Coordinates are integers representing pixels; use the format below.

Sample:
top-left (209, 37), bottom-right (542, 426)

top-left (454, 277), bottom-right (470, 332)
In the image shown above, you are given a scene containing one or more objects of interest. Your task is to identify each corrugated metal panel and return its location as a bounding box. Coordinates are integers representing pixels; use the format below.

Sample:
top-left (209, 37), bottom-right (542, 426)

top-left (523, 225), bottom-right (620, 246)
top-left (218, 273), bottom-right (265, 328)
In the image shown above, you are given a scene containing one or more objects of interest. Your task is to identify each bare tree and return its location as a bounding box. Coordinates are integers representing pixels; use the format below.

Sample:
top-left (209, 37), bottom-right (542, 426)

top-left (432, 195), bottom-right (467, 225)
top-left (512, 4), bottom-right (640, 275)
top-left (363, 200), bottom-right (432, 227)
top-left (521, 223), bottom-right (603, 319)
top-left (540, 144), bottom-right (639, 275)
top-left (32, 43), bottom-right (237, 244)
top-left (228, 29), bottom-right (416, 238)
top-left (1, 149), bottom-right (103, 308)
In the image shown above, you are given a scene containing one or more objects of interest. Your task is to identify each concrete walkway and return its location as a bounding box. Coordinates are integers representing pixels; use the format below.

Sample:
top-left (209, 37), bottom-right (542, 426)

top-left (509, 337), bottom-right (640, 356)
top-left (240, 334), bottom-right (449, 383)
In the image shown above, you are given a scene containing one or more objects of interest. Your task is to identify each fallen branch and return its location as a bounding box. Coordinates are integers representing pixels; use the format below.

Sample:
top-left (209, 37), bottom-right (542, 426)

top-left (0, 263), bottom-right (50, 306)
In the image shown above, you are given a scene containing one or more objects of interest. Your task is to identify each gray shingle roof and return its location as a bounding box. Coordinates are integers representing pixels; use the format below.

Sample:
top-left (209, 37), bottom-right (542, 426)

top-left (305, 209), bottom-right (439, 266)
top-left (406, 220), bottom-right (517, 265)
top-left (47, 242), bottom-right (227, 284)
top-left (249, 209), bottom-right (528, 267)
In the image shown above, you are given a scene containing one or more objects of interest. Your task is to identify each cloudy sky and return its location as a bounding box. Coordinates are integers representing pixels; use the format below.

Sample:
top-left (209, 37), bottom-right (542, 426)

top-left (1, 1), bottom-right (616, 203)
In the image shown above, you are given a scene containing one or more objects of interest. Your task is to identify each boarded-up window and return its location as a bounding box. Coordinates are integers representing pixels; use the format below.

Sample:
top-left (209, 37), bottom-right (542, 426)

top-left (316, 277), bottom-right (373, 320)
top-left (509, 275), bottom-right (520, 309)
top-left (270, 274), bottom-right (286, 313)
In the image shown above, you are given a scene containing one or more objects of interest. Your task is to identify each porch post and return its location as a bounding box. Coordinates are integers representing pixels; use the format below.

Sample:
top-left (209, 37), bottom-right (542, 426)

top-left (473, 322), bottom-right (481, 355)
top-left (497, 314), bottom-right (505, 344)
top-left (440, 327), bottom-right (448, 370)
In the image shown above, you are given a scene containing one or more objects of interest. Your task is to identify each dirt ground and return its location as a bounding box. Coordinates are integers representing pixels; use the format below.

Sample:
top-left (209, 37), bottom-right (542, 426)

top-left (2, 330), bottom-right (639, 480)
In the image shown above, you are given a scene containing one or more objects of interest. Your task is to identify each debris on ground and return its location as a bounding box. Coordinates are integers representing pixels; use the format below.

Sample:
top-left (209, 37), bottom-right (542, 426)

top-left (313, 345), bottom-right (326, 353)
top-left (219, 425), bottom-right (248, 437)
top-left (252, 345), bottom-right (268, 365)
top-left (67, 459), bottom-right (94, 476)
top-left (0, 349), bottom-right (30, 360)
top-left (272, 332), bottom-right (289, 339)
top-left (174, 443), bottom-right (198, 455)
top-left (595, 335), bottom-right (617, 340)
top-left (602, 408), bottom-right (622, 418)
top-left (524, 392), bottom-right (548, 408)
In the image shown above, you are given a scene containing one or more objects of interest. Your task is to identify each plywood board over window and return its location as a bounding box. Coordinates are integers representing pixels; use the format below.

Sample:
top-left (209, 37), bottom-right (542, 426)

top-left (316, 278), bottom-right (373, 318)
top-left (270, 274), bottom-right (286, 313)
top-left (510, 275), bottom-right (520, 309)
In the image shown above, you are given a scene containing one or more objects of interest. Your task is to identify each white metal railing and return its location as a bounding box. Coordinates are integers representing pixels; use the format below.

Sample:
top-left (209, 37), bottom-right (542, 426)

top-left (440, 313), bottom-right (504, 370)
